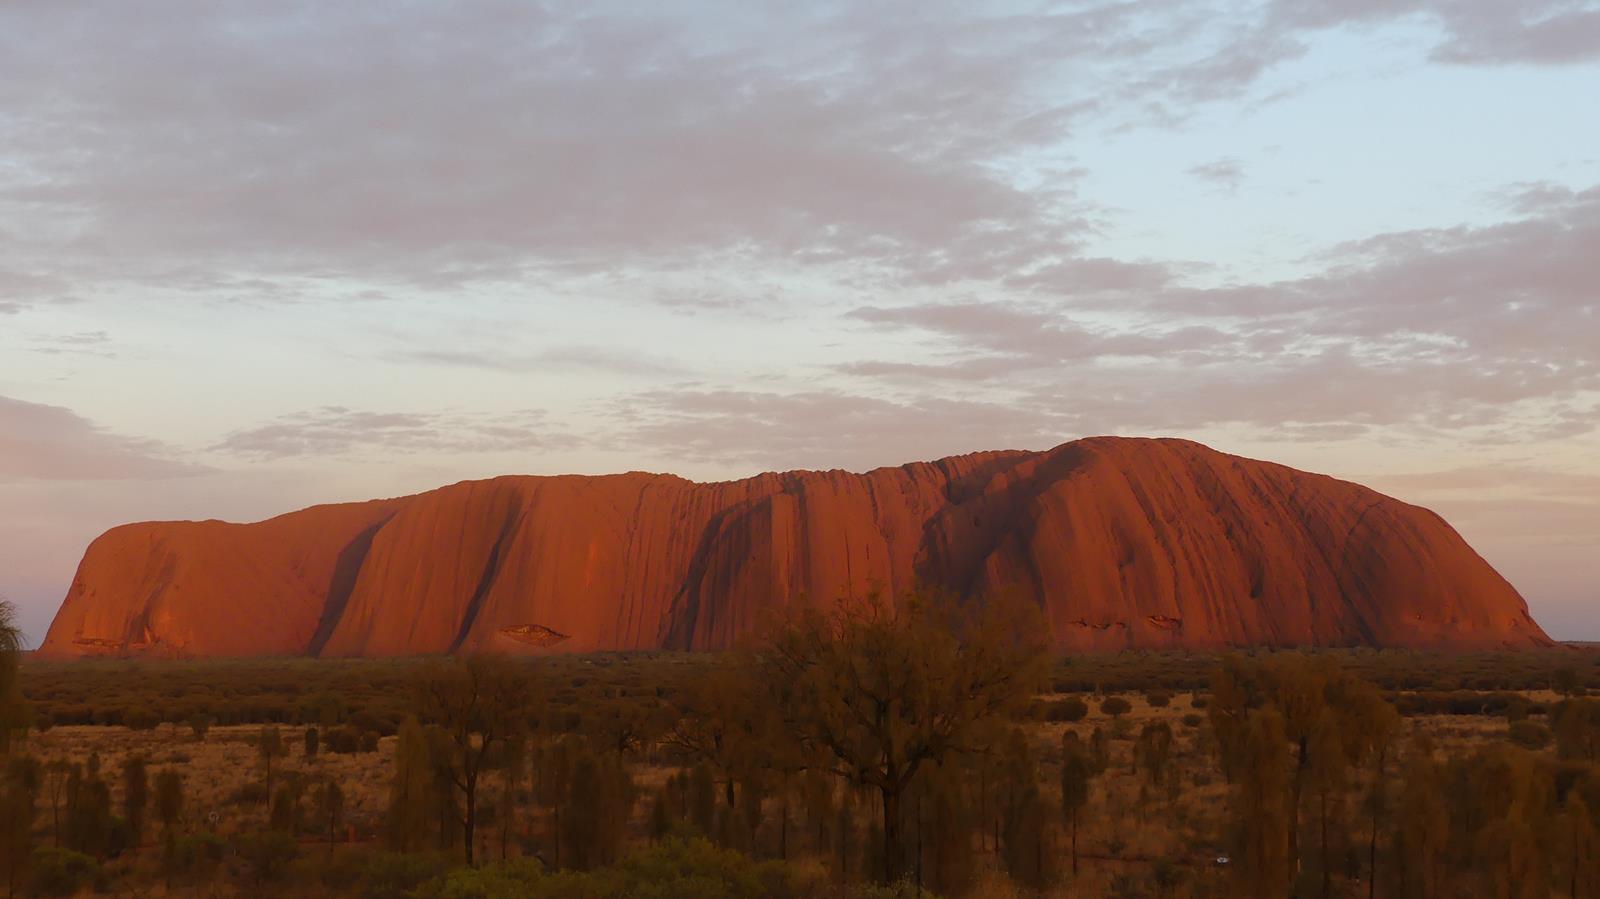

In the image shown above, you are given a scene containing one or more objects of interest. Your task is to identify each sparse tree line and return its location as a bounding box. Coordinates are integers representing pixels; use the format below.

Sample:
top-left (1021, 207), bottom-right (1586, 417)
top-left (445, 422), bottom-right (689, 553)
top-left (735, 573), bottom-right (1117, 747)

top-left (1, 596), bottom-right (1598, 896)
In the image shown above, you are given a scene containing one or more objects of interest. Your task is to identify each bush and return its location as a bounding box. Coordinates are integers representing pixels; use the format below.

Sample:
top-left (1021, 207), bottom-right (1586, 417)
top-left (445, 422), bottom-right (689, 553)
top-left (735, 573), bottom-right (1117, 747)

top-left (410, 838), bottom-right (819, 899)
top-left (235, 830), bottom-right (299, 882)
top-left (125, 707), bottom-right (162, 731)
top-left (30, 847), bottom-right (103, 897)
top-left (1181, 713), bottom-right (1203, 728)
top-left (1144, 690), bottom-right (1172, 708)
top-left (361, 851), bottom-right (455, 899)
top-left (1046, 698), bottom-right (1089, 723)
top-left (286, 845), bottom-right (371, 892)
top-left (1100, 697), bottom-right (1132, 719)
top-left (412, 858), bottom-right (547, 899)
top-left (1509, 720), bottom-right (1553, 750)
top-left (606, 838), bottom-right (811, 899)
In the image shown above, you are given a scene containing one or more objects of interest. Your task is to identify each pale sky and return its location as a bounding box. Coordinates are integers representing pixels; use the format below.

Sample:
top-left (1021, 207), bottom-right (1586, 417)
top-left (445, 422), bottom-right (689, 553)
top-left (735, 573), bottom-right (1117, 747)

top-left (2, 1), bottom-right (1597, 645)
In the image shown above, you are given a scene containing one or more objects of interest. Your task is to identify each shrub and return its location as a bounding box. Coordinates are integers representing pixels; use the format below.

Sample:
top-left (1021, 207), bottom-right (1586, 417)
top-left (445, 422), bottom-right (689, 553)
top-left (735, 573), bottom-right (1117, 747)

top-left (608, 838), bottom-right (810, 899)
top-left (30, 847), bottom-right (103, 897)
top-left (1508, 720), bottom-right (1552, 750)
top-left (1047, 698), bottom-right (1089, 723)
top-left (1181, 713), bottom-right (1203, 728)
top-left (236, 830), bottom-right (299, 882)
top-left (125, 707), bottom-right (162, 731)
top-left (361, 851), bottom-right (455, 899)
top-left (326, 724), bottom-right (363, 754)
top-left (412, 858), bottom-right (546, 899)
top-left (1100, 697), bottom-right (1132, 719)
top-left (1145, 690), bottom-right (1172, 708)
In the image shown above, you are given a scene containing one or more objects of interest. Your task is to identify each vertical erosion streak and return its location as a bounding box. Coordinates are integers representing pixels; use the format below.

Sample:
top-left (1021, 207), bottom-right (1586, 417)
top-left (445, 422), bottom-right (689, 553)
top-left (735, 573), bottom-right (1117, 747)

top-left (307, 520), bottom-right (391, 657)
top-left (448, 500), bottom-right (524, 654)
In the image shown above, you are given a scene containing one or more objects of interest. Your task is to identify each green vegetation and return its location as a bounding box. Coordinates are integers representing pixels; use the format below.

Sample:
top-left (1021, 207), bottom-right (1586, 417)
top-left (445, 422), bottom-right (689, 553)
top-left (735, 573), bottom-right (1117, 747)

top-left (4, 597), bottom-right (1600, 896)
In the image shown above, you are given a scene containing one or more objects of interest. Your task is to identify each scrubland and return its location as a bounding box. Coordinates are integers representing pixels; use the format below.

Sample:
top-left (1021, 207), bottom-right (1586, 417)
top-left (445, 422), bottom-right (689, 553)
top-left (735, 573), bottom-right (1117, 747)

top-left (7, 633), bottom-right (1596, 898)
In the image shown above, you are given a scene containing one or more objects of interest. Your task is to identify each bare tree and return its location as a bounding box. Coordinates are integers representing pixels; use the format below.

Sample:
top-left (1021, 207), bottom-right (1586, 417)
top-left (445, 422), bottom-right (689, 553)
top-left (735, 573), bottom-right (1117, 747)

top-left (756, 589), bottom-right (1047, 883)
top-left (414, 655), bottom-right (537, 865)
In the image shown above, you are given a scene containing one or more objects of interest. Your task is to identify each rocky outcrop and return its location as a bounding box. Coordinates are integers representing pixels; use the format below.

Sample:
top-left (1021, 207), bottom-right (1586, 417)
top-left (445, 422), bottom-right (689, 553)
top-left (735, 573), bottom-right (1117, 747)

top-left (37, 437), bottom-right (1552, 657)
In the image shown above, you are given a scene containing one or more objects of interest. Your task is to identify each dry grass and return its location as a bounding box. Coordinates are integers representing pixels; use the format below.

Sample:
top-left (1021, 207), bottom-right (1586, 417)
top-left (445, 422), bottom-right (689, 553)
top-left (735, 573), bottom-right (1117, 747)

top-left (18, 685), bottom-right (1571, 898)
top-left (25, 724), bottom-right (398, 840)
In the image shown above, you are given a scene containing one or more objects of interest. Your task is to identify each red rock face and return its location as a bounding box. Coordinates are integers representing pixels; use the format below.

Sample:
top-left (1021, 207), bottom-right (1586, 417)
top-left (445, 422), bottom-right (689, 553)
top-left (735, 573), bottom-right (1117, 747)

top-left (37, 437), bottom-right (1551, 658)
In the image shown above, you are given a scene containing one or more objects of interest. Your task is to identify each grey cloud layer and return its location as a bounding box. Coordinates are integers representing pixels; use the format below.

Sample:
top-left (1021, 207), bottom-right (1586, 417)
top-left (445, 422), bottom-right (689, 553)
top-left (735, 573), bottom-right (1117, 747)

top-left (829, 182), bottom-right (1599, 442)
top-left (0, 395), bottom-right (201, 480)
top-left (1, 1), bottom-right (1594, 463)
top-left (1270, 0), bottom-right (1600, 65)
top-left (213, 406), bottom-right (577, 460)
top-left (8, 1), bottom-right (1577, 302)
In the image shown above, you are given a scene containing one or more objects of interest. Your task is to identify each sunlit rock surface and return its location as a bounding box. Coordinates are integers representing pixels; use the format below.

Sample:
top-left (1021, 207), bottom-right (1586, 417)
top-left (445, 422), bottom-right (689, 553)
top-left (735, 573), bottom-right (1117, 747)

top-left (38, 437), bottom-right (1551, 658)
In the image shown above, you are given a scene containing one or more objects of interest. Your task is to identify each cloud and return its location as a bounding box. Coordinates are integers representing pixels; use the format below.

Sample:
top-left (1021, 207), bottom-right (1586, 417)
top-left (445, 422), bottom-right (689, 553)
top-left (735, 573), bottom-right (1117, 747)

top-left (403, 345), bottom-right (688, 378)
top-left (1188, 157), bottom-right (1245, 193)
top-left (835, 181), bottom-right (1600, 440)
top-left (25, 331), bottom-right (115, 358)
top-left (1269, 1), bottom-right (1600, 66)
top-left (0, 395), bottom-right (203, 480)
top-left (1372, 465), bottom-right (1600, 498)
top-left (604, 388), bottom-right (1065, 470)
top-left (12, 0), bottom-right (1553, 303)
top-left (214, 406), bottom-right (578, 460)
top-left (1366, 464), bottom-right (1600, 547)
top-left (0, 2), bottom-right (1134, 295)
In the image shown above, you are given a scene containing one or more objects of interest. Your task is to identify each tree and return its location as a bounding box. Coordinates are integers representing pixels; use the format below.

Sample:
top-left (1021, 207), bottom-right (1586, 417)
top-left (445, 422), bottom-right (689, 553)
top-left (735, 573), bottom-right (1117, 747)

top-left (1556, 667), bottom-right (1582, 698)
top-left (0, 604), bottom-right (27, 756)
top-left (1134, 721), bottom-right (1175, 788)
top-left (561, 748), bottom-right (635, 870)
top-left (664, 664), bottom-right (765, 816)
top-left (257, 726), bottom-right (285, 801)
top-left (1561, 794), bottom-right (1600, 899)
top-left (155, 769), bottom-right (183, 889)
top-left (413, 655), bottom-right (537, 865)
top-left (315, 779), bottom-right (345, 852)
top-left (755, 589), bottom-right (1048, 883)
top-left (43, 761), bottom-right (70, 848)
top-left (1557, 700), bottom-right (1600, 763)
top-left (687, 761), bottom-right (716, 837)
top-left (494, 734), bottom-right (526, 862)
top-left (119, 755), bottom-right (149, 849)
top-left (916, 760), bottom-right (976, 895)
top-left (536, 735), bottom-right (576, 867)
top-left (1208, 654), bottom-right (1257, 784)
top-left (269, 783), bottom-right (301, 835)
top-left (304, 726), bottom-right (319, 758)
top-left (1304, 710), bottom-right (1345, 899)
top-left (1392, 739), bottom-right (1448, 899)
top-left (1060, 745), bottom-right (1092, 877)
top-left (1351, 693), bottom-right (1401, 899)
top-left (187, 713), bottom-right (211, 742)
top-left (0, 756), bottom-right (39, 897)
top-left (1233, 707), bottom-right (1292, 898)
top-left (63, 762), bottom-right (111, 858)
top-left (385, 715), bottom-right (435, 853)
